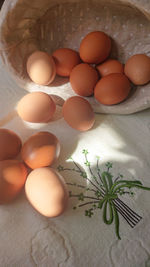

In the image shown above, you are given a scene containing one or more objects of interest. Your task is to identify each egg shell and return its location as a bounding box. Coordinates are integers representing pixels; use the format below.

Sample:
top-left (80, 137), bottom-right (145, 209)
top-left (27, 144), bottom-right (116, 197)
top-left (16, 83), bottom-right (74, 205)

top-left (79, 31), bottom-right (111, 64)
top-left (96, 59), bottom-right (124, 77)
top-left (21, 131), bottom-right (60, 169)
top-left (0, 160), bottom-right (28, 204)
top-left (0, 128), bottom-right (22, 161)
top-left (26, 50), bottom-right (56, 85)
top-left (94, 73), bottom-right (131, 105)
top-left (52, 48), bottom-right (81, 77)
top-left (70, 63), bottom-right (99, 96)
top-left (124, 54), bottom-right (150, 85)
top-left (17, 92), bottom-right (56, 123)
top-left (25, 167), bottom-right (68, 217)
top-left (62, 96), bottom-right (95, 131)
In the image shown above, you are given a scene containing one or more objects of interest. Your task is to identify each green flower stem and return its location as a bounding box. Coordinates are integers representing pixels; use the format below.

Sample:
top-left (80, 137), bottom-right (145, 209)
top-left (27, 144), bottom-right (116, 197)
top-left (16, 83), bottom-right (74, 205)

top-left (103, 200), bottom-right (113, 225)
top-left (84, 153), bottom-right (101, 187)
top-left (104, 172), bottom-right (113, 190)
top-left (112, 202), bottom-right (121, 240)
top-left (110, 180), bottom-right (142, 193)
top-left (78, 201), bottom-right (100, 207)
top-left (70, 158), bottom-right (85, 174)
top-left (98, 198), bottom-right (106, 209)
top-left (114, 176), bottom-right (121, 183)
top-left (70, 194), bottom-right (100, 201)
top-left (66, 183), bottom-right (97, 193)
top-left (96, 158), bottom-right (104, 185)
top-left (62, 168), bottom-right (81, 173)
top-left (71, 158), bottom-right (101, 192)
top-left (102, 173), bottom-right (109, 193)
top-left (85, 177), bottom-right (102, 192)
top-left (97, 171), bottom-right (104, 185)
top-left (113, 183), bottom-right (150, 194)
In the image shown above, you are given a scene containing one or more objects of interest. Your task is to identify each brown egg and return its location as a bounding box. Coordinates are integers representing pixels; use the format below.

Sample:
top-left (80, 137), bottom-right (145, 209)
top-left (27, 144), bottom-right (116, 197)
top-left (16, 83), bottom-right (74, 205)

top-left (0, 160), bottom-right (28, 204)
top-left (94, 73), bottom-right (131, 105)
top-left (26, 50), bottom-right (56, 85)
top-left (62, 96), bottom-right (95, 131)
top-left (96, 59), bottom-right (124, 77)
top-left (0, 128), bottom-right (22, 161)
top-left (70, 63), bottom-right (99, 96)
top-left (21, 131), bottom-right (60, 169)
top-left (124, 54), bottom-right (150, 85)
top-left (25, 167), bottom-right (68, 217)
top-left (52, 48), bottom-right (81, 77)
top-left (17, 92), bottom-right (56, 123)
top-left (79, 31), bottom-right (111, 64)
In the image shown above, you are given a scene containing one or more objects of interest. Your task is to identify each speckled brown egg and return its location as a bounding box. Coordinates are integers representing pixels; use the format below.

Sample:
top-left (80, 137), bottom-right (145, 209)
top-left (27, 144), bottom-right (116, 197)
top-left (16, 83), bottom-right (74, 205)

top-left (26, 50), bottom-right (56, 85)
top-left (25, 167), bottom-right (68, 217)
top-left (96, 59), bottom-right (124, 77)
top-left (0, 129), bottom-right (22, 161)
top-left (17, 92), bottom-right (56, 123)
top-left (70, 63), bottom-right (99, 96)
top-left (62, 96), bottom-right (95, 131)
top-left (79, 31), bottom-right (111, 64)
top-left (124, 54), bottom-right (150, 85)
top-left (21, 132), bottom-right (60, 169)
top-left (52, 48), bottom-right (81, 77)
top-left (94, 73), bottom-right (131, 105)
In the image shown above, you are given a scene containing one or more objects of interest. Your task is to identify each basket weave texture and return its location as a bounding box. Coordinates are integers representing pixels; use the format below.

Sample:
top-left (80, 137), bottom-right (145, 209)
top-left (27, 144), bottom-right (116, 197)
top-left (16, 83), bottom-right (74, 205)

top-left (0, 0), bottom-right (150, 114)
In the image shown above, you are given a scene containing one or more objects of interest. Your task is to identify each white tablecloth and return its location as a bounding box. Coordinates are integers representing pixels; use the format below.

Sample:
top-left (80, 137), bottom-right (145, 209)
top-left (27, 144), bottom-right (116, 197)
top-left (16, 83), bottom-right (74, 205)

top-left (1, 58), bottom-right (150, 267)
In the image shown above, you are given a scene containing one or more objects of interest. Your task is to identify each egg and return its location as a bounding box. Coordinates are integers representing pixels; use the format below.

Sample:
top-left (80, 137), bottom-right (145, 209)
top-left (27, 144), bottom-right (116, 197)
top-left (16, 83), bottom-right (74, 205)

top-left (52, 48), bottom-right (81, 77)
top-left (79, 31), bottom-right (111, 64)
top-left (0, 128), bottom-right (22, 161)
top-left (70, 63), bottom-right (99, 96)
top-left (62, 96), bottom-right (95, 131)
top-left (25, 167), bottom-right (68, 217)
top-left (21, 131), bottom-right (60, 169)
top-left (124, 54), bottom-right (150, 85)
top-left (0, 160), bottom-right (28, 204)
top-left (17, 92), bottom-right (56, 123)
top-left (94, 73), bottom-right (131, 105)
top-left (96, 59), bottom-right (124, 77)
top-left (26, 50), bottom-right (56, 85)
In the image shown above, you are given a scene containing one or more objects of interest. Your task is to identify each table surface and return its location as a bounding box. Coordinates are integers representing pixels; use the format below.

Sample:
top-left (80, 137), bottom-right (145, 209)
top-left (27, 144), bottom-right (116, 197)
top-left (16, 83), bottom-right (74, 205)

top-left (0, 53), bottom-right (150, 266)
top-left (0, 1), bottom-right (150, 266)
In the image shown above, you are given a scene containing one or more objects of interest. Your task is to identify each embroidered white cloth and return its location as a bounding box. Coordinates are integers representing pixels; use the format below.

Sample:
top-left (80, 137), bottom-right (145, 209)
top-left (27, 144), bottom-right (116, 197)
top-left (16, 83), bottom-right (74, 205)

top-left (0, 55), bottom-right (150, 266)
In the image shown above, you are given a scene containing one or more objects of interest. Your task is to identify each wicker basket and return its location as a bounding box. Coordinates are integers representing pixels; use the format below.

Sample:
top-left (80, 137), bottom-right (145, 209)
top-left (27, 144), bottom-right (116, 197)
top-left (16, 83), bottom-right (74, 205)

top-left (0, 0), bottom-right (150, 114)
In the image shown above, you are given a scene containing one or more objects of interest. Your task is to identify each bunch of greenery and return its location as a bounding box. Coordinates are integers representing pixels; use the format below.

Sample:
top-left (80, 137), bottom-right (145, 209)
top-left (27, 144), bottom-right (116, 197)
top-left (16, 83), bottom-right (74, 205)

top-left (58, 150), bottom-right (150, 239)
